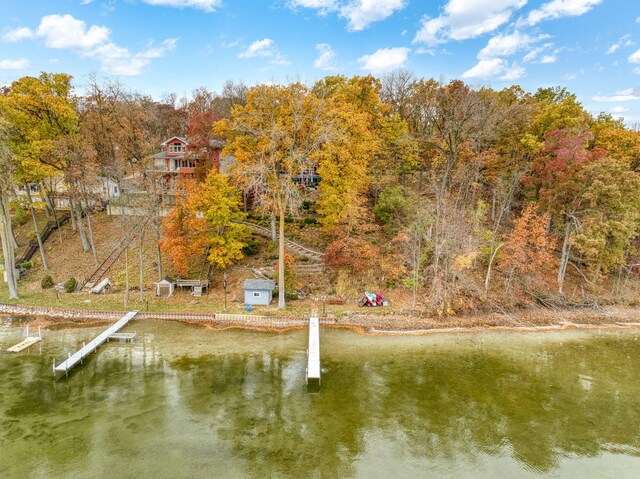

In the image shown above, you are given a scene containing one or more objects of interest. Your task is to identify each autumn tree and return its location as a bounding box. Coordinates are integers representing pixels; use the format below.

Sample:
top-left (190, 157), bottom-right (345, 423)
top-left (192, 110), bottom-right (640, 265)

top-left (524, 130), bottom-right (605, 293)
top-left (573, 158), bottom-right (640, 278)
top-left (0, 73), bottom-right (79, 268)
top-left (216, 83), bottom-right (332, 308)
top-left (499, 203), bottom-right (555, 292)
top-left (160, 171), bottom-right (249, 277)
top-left (0, 119), bottom-right (18, 298)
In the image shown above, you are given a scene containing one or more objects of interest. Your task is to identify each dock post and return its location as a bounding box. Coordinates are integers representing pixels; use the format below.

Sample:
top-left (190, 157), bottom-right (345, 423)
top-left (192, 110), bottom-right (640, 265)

top-left (38, 326), bottom-right (42, 339)
top-left (26, 325), bottom-right (29, 338)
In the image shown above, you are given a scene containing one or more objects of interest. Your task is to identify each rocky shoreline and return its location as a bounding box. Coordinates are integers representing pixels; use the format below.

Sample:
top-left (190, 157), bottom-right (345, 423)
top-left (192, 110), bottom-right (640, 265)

top-left (2, 302), bottom-right (640, 336)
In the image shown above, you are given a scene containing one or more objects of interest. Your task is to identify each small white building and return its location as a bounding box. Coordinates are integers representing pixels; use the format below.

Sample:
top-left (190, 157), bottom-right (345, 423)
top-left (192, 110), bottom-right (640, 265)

top-left (155, 277), bottom-right (175, 297)
top-left (243, 279), bottom-right (276, 306)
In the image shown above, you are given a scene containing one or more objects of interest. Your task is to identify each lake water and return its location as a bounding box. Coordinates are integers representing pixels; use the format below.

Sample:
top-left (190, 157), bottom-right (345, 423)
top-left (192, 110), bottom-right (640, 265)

top-left (1, 317), bottom-right (640, 478)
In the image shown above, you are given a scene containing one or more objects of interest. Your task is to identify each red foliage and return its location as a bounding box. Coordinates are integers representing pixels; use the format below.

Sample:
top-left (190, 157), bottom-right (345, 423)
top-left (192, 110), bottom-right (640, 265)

top-left (325, 237), bottom-right (379, 273)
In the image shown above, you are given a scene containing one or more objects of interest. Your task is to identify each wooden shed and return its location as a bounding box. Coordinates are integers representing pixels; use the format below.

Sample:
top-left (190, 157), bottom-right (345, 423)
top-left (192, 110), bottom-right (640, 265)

top-left (243, 279), bottom-right (276, 306)
top-left (155, 277), bottom-right (175, 297)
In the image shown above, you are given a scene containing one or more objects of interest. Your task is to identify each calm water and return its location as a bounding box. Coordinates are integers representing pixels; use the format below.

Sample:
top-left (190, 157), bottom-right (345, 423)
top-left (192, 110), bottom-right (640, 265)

top-left (1, 317), bottom-right (640, 479)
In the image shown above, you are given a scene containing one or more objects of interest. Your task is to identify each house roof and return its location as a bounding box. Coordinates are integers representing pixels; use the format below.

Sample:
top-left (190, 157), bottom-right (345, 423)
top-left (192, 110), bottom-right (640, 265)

top-left (161, 136), bottom-right (188, 146)
top-left (243, 279), bottom-right (276, 291)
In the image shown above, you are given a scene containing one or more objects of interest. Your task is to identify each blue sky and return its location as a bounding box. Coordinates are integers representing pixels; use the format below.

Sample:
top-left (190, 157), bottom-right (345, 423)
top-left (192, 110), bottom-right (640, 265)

top-left (1, 0), bottom-right (640, 124)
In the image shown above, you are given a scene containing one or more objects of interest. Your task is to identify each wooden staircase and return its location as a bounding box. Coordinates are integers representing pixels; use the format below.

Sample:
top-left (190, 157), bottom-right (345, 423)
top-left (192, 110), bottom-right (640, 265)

top-left (81, 217), bottom-right (148, 292)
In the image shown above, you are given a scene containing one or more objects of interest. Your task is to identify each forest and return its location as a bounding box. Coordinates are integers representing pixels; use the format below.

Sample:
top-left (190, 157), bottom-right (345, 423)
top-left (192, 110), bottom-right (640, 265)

top-left (1, 71), bottom-right (640, 314)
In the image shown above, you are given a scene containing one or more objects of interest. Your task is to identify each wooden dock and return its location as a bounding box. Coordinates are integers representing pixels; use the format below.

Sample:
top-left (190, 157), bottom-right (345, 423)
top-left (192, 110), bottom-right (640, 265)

top-left (7, 325), bottom-right (42, 352)
top-left (306, 317), bottom-right (321, 384)
top-left (53, 311), bottom-right (137, 376)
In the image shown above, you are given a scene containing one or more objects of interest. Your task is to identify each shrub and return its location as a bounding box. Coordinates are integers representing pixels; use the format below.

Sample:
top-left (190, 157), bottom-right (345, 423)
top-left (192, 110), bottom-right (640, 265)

top-left (242, 238), bottom-right (261, 256)
top-left (13, 202), bottom-right (28, 226)
top-left (19, 261), bottom-right (32, 270)
top-left (374, 186), bottom-right (407, 225)
top-left (41, 275), bottom-right (54, 289)
top-left (302, 200), bottom-right (313, 210)
top-left (284, 216), bottom-right (295, 223)
top-left (64, 277), bottom-right (77, 293)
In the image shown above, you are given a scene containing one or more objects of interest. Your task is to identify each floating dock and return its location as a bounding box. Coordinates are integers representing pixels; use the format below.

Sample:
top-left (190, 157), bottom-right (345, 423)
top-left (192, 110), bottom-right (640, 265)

top-left (53, 311), bottom-right (137, 376)
top-left (7, 325), bottom-right (42, 352)
top-left (306, 317), bottom-right (320, 384)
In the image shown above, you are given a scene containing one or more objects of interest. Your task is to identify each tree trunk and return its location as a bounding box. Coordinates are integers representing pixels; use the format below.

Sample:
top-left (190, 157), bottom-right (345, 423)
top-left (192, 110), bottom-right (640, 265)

top-left (69, 197), bottom-right (77, 231)
top-left (278, 212), bottom-right (286, 309)
top-left (125, 244), bottom-right (130, 309)
top-left (154, 224), bottom-right (163, 281)
top-left (270, 215), bottom-right (277, 242)
top-left (484, 242), bottom-right (503, 296)
top-left (84, 205), bottom-right (99, 265)
top-left (25, 187), bottom-right (48, 271)
top-left (74, 199), bottom-right (90, 253)
top-left (139, 226), bottom-right (146, 302)
top-left (0, 194), bottom-right (18, 298)
top-left (558, 219), bottom-right (572, 295)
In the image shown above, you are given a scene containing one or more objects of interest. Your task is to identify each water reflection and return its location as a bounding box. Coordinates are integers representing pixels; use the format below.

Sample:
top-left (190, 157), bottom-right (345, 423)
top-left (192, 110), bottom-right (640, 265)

top-left (1, 319), bottom-right (639, 478)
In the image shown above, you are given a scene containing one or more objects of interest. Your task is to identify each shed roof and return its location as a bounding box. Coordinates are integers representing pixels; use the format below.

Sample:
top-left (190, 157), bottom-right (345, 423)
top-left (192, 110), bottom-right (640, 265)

top-left (157, 277), bottom-right (175, 285)
top-left (243, 279), bottom-right (276, 291)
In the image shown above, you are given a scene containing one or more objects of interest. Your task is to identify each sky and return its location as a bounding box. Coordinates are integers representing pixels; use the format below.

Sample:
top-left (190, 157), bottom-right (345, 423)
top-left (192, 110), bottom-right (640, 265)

top-left (1, 0), bottom-right (640, 124)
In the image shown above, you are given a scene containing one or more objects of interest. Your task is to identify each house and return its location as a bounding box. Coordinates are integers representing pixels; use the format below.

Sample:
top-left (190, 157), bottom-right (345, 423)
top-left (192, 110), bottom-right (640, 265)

top-left (149, 136), bottom-right (224, 206)
top-left (155, 277), bottom-right (175, 297)
top-left (243, 279), bottom-right (276, 306)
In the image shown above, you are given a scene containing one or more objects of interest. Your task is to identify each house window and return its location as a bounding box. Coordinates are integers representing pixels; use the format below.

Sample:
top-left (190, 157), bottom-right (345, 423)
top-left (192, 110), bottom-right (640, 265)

top-left (253, 292), bottom-right (260, 297)
top-left (114, 186), bottom-right (119, 194)
top-left (170, 142), bottom-right (185, 153)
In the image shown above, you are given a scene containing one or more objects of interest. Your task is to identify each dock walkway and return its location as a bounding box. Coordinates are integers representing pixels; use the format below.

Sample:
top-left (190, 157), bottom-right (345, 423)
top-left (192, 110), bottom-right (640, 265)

top-left (53, 311), bottom-right (137, 375)
top-left (7, 325), bottom-right (42, 352)
top-left (306, 317), bottom-right (320, 384)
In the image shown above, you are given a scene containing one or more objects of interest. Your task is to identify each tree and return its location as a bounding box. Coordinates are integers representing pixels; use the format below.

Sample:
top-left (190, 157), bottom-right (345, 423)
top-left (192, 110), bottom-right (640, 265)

top-left (160, 172), bottom-right (249, 277)
top-left (523, 130), bottom-right (606, 293)
top-left (0, 119), bottom-right (18, 298)
top-left (216, 83), bottom-right (332, 308)
top-left (500, 203), bottom-right (555, 292)
top-left (0, 73), bottom-right (79, 268)
top-left (573, 158), bottom-right (640, 278)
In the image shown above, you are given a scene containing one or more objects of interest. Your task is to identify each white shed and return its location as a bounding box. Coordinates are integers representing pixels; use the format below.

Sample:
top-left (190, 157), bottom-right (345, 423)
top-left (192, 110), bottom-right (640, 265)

top-left (156, 277), bottom-right (175, 297)
top-left (243, 279), bottom-right (276, 306)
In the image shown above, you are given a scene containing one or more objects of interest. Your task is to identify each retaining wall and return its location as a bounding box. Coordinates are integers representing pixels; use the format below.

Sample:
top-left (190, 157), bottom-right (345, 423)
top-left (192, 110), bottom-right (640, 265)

top-left (0, 303), bottom-right (325, 329)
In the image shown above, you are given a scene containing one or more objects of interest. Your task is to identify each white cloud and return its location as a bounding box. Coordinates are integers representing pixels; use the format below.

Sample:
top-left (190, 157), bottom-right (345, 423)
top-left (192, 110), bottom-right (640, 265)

top-left (239, 38), bottom-right (275, 58)
top-left (357, 47), bottom-right (410, 73)
top-left (5, 14), bottom-right (176, 76)
top-left (238, 38), bottom-right (289, 65)
top-left (288, 0), bottom-right (338, 13)
top-left (461, 58), bottom-right (505, 79)
top-left (592, 88), bottom-right (640, 102)
top-left (539, 54), bottom-right (557, 63)
top-left (461, 57), bottom-right (525, 80)
top-left (287, 0), bottom-right (406, 30)
top-left (0, 58), bottom-right (30, 70)
top-left (522, 43), bottom-right (555, 62)
top-left (415, 47), bottom-right (435, 56)
top-left (522, 0), bottom-right (602, 26)
top-left (141, 0), bottom-right (222, 12)
top-left (340, 0), bottom-right (407, 31)
top-left (608, 106), bottom-right (629, 113)
top-left (2, 26), bottom-right (36, 42)
top-left (606, 34), bottom-right (634, 55)
top-left (36, 14), bottom-right (110, 49)
top-left (628, 49), bottom-right (640, 64)
top-left (414, 0), bottom-right (527, 46)
top-left (501, 63), bottom-right (525, 80)
top-left (478, 31), bottom-right (550, 59)
top-left (313, 43), bottom-right (337, 70)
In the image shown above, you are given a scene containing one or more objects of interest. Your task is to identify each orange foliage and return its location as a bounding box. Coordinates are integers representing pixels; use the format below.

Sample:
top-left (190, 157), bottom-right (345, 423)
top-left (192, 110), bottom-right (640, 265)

top-left (325, 237), bottom-right (379, 274)
top-left (500, 203), bottom-right (556, 283)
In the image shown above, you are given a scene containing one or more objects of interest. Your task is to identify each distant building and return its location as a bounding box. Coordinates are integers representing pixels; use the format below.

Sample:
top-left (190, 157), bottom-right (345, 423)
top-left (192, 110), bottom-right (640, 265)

top-left (155, 277), bottom-right (175, 297)
top-left (243, 279), bottom-right (276, 306)
top-left (149, 136), bottom-right (224, 206)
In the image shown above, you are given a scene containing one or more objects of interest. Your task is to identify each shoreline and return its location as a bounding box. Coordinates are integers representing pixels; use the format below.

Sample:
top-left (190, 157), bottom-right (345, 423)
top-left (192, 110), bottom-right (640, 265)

top-left (2, 302), bottom-right (640, 336)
